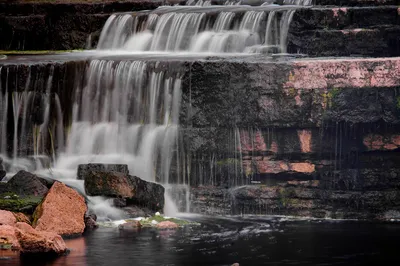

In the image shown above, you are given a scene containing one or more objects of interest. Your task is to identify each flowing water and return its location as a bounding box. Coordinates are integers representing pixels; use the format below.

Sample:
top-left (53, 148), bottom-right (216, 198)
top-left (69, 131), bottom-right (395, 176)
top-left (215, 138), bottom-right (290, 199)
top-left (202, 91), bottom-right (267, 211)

top-left (1, 216), bottom-right (399, 265)
top-left (0, 2), bottom-right (310, 217)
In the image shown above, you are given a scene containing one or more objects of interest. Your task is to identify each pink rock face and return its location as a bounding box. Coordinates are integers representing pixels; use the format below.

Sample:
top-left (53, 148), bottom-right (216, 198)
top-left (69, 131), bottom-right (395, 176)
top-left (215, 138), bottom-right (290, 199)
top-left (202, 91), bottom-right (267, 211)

top-left (33, 181), bottom-right (87, 236)
top-left (0, 225), bottom-right (20, 250)
top-left (297, 130), bottom-right (312, 153)
top-left (156, 221), bottom-right (179, 229)
top-left (284, 58), bottom-right (400, 91)
top-left (289, 163), bottom-right (315, 173)
top-left (244, 158), bottom-right (315, 174)
top-left (363, 134), bottom-right (400, 151)
top-left (0, 210), bottom-right (16, 226)
top-left (15, 222), bottom-right (66, 254)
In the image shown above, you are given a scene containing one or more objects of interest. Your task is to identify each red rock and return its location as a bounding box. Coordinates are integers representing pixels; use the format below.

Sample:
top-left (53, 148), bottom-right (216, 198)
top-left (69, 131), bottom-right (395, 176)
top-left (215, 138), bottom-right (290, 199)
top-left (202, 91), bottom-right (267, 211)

top-left (0, 210), bottom-right (16, 226)
top-left (33, 181), bottom-right (87, 236)
top-left (15, 222), bottom-right (66, 254)
top-left (13, 212), bottom-right (31, 225)
top-left (297, 130), bottom-right (312, 153)
top-left (0, 225), bottom-right (20, 250)
top-left (156, 221), bottom-right (179, 229)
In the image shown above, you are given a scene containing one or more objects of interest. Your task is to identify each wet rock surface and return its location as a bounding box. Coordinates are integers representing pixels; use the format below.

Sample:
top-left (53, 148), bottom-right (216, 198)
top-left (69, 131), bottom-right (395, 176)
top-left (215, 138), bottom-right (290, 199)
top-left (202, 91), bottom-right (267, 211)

top-left (15, 222), bottom-right (66, 255)
top-left (78, 163), bottom-right (129, 180)
top-left (6, 170), bottom-right (48, 197)
top-left (33, 181), bottom-right (87, 236)
top-left (0, 0), bottom-right (167, 50)
top-left (84, 170), bottom-right (165, 212)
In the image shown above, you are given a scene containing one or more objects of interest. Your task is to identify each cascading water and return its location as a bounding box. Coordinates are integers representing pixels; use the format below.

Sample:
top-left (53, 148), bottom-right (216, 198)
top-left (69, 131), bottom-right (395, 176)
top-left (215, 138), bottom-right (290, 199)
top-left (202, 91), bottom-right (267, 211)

top-left (0, 1), bottom-right (310, 218)
top-left (98, 3), bottom-right (310, 53)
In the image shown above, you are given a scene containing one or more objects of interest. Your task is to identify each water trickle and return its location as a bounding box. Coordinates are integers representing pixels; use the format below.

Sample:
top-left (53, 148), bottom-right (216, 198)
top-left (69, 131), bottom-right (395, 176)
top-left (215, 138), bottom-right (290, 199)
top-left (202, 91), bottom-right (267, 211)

top-left (98, 3), bottom-right (309, 54)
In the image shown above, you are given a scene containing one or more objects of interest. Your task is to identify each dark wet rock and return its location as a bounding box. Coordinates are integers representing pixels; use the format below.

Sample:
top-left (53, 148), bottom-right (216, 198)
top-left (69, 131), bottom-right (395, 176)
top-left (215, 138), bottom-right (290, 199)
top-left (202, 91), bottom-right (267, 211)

top-left (6, 171), bottom-right (48, 197)
top-left (85, 171), bottom-right (165, 212)
top-left (113, 198), bottom-right (127, 208)
top-left (123, 206), bottom-right (153, 218)
top-left (84, 171), bottom-right (134, 198)
top-left (78, 164), bottom-right (129, 180)
top-left (0, 1), bottom-right (167, 50)
top-left (126, 175), bottom-right (165, 212)
top-left (84, 213), bottom-right (98, 231)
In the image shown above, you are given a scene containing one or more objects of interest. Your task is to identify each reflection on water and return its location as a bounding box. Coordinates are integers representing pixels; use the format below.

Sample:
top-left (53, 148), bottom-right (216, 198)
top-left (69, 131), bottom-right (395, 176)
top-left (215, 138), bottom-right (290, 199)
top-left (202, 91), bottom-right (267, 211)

top-left (2, 216), bottom-right (399, 266)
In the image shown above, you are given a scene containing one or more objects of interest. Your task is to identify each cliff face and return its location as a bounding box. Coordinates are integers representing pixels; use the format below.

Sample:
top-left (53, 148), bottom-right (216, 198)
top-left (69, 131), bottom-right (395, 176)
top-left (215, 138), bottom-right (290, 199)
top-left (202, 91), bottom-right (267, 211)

top-left (1, 0), bottom-right (400, 221)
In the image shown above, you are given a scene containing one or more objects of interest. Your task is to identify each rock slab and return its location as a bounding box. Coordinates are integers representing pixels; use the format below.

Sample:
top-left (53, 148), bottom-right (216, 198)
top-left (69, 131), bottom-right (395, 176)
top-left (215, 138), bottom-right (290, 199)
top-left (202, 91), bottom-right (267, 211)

top-left (77, 164), bottom-right (129, 180)
top-left (85, 171), bottom-right (165, 211)
top-left (33, 181), bottom-right (87, 236)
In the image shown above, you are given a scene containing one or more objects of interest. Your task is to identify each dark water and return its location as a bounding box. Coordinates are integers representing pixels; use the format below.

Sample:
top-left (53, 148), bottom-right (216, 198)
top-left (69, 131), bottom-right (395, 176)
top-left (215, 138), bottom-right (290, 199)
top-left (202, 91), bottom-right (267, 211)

top-left (2, 215), bottom-right (399, 266)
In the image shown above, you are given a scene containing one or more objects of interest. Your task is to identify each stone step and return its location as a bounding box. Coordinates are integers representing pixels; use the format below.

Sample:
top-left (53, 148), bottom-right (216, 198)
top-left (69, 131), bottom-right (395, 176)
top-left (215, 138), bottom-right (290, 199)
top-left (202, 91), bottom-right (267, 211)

top-left (315, 0), bottom-right (400, 6)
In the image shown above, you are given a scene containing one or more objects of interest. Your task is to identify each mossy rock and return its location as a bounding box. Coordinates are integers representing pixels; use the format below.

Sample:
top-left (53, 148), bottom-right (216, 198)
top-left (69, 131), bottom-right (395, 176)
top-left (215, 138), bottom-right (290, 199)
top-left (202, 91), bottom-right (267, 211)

top-left (134, 215), bottom-right (197, 228)
top-left (0, 193), bottom-right (43, 214)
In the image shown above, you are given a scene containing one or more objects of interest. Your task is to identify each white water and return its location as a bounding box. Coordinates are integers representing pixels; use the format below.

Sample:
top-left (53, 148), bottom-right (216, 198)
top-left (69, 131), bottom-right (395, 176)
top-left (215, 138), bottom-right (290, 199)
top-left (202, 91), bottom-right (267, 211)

top-left (0, 1), bottom-right (311, 220)
top-left (98, 3), bottom-right (309, 54)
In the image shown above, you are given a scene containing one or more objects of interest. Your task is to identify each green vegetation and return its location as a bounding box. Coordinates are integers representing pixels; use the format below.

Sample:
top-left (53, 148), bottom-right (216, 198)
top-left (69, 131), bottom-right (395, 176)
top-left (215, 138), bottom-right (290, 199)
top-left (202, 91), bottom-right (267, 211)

top-left (277, 187), bottom-right (296, 208)
top-left (396, 96), bottom-right (400, 109)
top-left (0, 193), bottom-right (43, 214)
top-left (135, 214), bottom-right (195, 227)
top-left (0, 50), bottom-right (82, 55)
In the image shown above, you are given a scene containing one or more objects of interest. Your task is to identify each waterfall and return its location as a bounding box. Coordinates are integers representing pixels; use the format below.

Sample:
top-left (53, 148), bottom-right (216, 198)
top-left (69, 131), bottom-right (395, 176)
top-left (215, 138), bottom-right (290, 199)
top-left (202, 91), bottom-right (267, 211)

top-left (98, 4), bottom-right (308, 54)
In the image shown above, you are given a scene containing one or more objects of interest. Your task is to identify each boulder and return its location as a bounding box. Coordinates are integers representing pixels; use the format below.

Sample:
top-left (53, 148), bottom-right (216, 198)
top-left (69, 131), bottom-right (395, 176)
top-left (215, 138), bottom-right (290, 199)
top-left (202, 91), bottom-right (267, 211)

top-left (77, 164), bottom-right (129, 180)
top-left (0, 225), bottom-right (20, 250)
top-left (6, 170), bottom-right (48, 197)
top-left (127, 175), bottom-right (165, 211)
top-left (15, 222), bottom-right (66, 254)
top-left (0, 209), bottom-right (16, 226)
top-left (85, 171), bottom-right (165, 211)
top-left (156, 221), bottom-right (179, 229)
top-left (33, 181), bottom-right (87, 236)
top-left (85, 171), bottom-right (134, 198)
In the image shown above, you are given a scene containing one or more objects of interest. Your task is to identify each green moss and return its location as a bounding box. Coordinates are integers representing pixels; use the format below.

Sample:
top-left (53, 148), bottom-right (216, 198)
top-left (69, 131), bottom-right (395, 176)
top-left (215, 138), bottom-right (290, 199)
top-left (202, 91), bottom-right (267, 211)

top-left (32, 200), bottom-right (44, 226)
top-left (396, 96), bottom-right (400, 109)
top-left (277, 187), bottom-right (296, 208)
top-left (0, 50), bottom-right (82, 55)
top-left (0, 193), bottom-right (43, 214)
top-left (128, 215), bottom-right (197, 228)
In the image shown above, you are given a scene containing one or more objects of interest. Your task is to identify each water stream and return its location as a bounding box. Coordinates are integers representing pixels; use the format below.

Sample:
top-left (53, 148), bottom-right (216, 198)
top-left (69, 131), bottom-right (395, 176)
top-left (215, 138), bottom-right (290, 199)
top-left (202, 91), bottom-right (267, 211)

top-left (0, 1), bottom-right (310, 219)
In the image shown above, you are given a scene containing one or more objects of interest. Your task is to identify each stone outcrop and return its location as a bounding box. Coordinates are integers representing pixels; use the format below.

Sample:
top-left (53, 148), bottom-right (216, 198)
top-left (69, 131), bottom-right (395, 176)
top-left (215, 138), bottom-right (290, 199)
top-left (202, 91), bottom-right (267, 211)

top-left (33, 181), bottom-right (87, 236)
top-left (6, 170), bottom-right (48, 197)
top-left (15, 222), bottom-right (66, 254)
top-left (84, 170), bottom-right (165, 212)
top-left (0, 0), bottom-right (169, 50)
top-left (77, 163), bottom-right (129, 180)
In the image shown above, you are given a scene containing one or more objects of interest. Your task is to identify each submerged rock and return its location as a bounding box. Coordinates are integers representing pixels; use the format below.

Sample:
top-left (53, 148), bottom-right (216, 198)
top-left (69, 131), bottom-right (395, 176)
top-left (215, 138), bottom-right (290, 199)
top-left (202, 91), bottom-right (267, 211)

top-left (15, 222), bottom-right (66, 254)
top-left (84, 171), bottom-right (165, 212)
top-left (156, 221), bottom-right (178, 230)
top-left (77, 164), bottom-right (129, 180)
top-left (33, 181), bottom-right (87, 236)
top-left (6, 170), bottom-right (48, 197)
